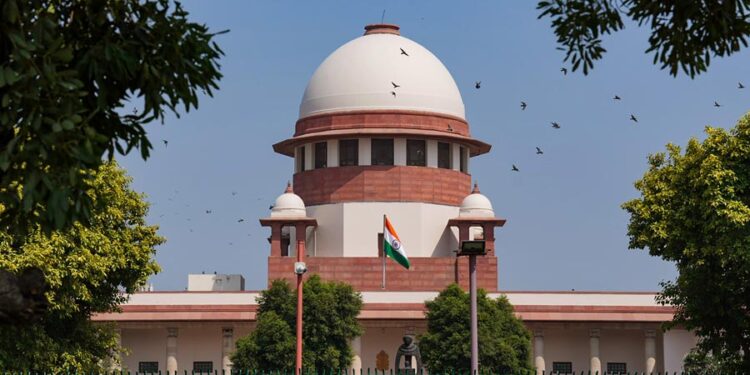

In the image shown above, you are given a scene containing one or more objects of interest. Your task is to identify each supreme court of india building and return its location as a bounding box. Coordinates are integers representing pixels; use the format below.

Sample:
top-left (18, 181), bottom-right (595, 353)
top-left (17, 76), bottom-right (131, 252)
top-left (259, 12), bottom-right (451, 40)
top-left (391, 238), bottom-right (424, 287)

top-left (94, 24), bottom-right (697, 374)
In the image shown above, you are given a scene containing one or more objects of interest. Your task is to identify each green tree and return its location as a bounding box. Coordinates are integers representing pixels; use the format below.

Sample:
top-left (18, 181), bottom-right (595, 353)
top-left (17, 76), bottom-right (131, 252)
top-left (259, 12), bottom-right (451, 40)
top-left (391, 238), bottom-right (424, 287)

top-left (0, 161), bottom-right (163, 371)
top-left (419, 284), bottom-right (532, 373)
top-left (231, 276), bottom-right (364, 371)
top-left (622, 112), bottom-right (750, 372)
top-left (0, 0), bottom-right (225, 233)
top-left (537, 1), bottom-right (750, 77)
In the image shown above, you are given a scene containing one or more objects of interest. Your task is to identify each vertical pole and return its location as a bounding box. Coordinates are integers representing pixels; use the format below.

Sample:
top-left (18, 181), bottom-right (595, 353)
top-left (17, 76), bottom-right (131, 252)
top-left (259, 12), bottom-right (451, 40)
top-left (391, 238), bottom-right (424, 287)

top-left (381, 215), bottom-right (386, 290)
top-left (296, 224), bottom-right (306, 375)
top-left (469, 254), bottom-right (478, 375)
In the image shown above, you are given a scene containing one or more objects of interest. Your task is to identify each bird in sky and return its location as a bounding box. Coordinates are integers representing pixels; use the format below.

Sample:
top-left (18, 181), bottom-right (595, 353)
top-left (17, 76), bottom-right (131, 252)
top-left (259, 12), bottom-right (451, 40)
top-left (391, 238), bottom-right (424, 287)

top-left (391, 81), bottom-right (400, 89)
top-left (551, 122), bottom-right (561, 129)
top-left (205, 210), bottom-right (212, 214)
top-left (162, 140), bottom-right (168, 147)
top-left (536, 147), bottom-right (544, 155)
top-left (739, 82), bottom-right (745, 89)
top-left (447, 124), bottom-right (454, 132)
top-left (400, 48), bottom-right (409, 56)
top-left (714, 101), bottom-right (722, 108)
top-left (269, 205), bottom-right (274, 210)
top-left (391, 91), bottom-right (397, 97)
top-left (512, 164), bottom-right (520, 172)
top-left (189, 229), bottom-right (194, 233)
top-left (560, 67), bottom-right (567, 75)
top-left (237, 219), bottom-right (245, 223)
top-left (613, 95), bottom-right (621, 100)
top-left (474, 81), bottom-right (481, 89)
top-left (231, 191), bottom-right (237, 196)
top-left (630, 114), bottom-right (638, 123)
top-left (520, 101), bottom-right (527, 110)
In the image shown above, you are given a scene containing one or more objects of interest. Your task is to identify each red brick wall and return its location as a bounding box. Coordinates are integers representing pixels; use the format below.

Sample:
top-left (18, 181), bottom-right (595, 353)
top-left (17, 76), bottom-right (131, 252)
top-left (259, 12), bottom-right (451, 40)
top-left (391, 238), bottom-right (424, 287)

top-left (294, 166), bottom-right (471, 206)
top-left (295, 110), bottom-right (470, 137)
top-left (268, 256), bottom-right (497, 291)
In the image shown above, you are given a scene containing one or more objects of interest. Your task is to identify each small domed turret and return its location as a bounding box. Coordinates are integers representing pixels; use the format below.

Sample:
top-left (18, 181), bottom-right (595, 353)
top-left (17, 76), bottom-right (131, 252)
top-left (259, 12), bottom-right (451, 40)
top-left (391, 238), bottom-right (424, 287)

top-left (459, 183), bottom-right (494, 217)
top-left (271, 182), bottom-right (307, 218)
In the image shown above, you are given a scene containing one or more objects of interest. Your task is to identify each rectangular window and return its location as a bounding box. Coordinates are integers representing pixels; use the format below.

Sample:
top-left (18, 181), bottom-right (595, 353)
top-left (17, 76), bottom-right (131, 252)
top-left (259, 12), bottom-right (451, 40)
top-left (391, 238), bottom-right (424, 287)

top-left (339, 139), bottom-right (359, 166)
top-left (138, 362), bottom-right (159, 374)
top-left (193, 361), bottom-right (213, 374)
top-left (371, 138), bottom-right (394, 166)
top-left (297, 146), bottom-right (306, 172)
top-left (606, 362), bottom-right (627, 374)
top-left (406, 139), bottom-right (427, 166)
top-left (552, 362), bottom-right (573, 374)
top-left (459, 146), bottom-right (468, 173)
top-left (314, 142), bottom-right (327, 169)
top-left (438, 142), bottom-right (451, 169)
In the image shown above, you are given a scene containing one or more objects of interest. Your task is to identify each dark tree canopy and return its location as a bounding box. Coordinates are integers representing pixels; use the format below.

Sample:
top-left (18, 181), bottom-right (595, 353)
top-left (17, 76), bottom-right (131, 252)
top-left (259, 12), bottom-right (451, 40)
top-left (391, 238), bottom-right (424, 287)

top-left (231, 276), bottom-right (363, 371)
top-left (419, 284), bottom-right (533, 373)
top-left (622, 113), bottom-right (750, 372)
top-left (0, 161), bottom-right (163, 371)
top-left (538, 1), bottom-right (750, 77)
top-left (0, 0), bottom-right (225, 233)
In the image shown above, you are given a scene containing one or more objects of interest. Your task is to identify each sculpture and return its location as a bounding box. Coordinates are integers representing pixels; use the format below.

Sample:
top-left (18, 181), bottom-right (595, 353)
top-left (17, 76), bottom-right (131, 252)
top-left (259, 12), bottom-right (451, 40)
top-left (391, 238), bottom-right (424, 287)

top-left (394, 335), bottom-right (422, 373)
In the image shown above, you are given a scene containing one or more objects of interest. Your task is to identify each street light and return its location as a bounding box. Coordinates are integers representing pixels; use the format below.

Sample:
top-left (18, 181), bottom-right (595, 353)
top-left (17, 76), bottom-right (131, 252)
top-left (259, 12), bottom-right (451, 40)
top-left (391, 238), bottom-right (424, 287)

top-left (458, 240), bottom-right (486, 375)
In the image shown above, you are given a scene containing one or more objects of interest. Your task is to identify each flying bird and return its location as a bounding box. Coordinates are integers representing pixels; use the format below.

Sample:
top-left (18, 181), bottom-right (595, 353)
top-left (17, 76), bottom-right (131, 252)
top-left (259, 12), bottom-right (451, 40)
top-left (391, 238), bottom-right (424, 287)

top-left (511, 164), bottom-right (519, 172)
top-left (269, 205), bottom-right (274, 210)
top-left (520, 101), bottom-right (527, 110)
top-left (205, 210), bottom-right (212, 214)
top-left (474, 81), bottom-right (481, 89)
top-left (391, 81), bottom-right (400, 89)
top-left (391, 91), bottom-right (397, 97)
top-left (613, 95), bottom-right (621, 100)
top-left (237, 219), bottom-right (245, 223)
top-left (560, 67), bottom-right (567, 75)
top-left (551, 122), bottom-right (561, 129)
top-left (714, 101), bottom-right (722, 108)
top-left (739, 82), bottom-right (745, 89)
top-left (162, 140), bottom-right (168, 147)
top-left (536, 147), bottom-right (543, 155)
top-left (630, 114), bottom-right (638, 123)
top-left (400, 48), bottom-right (409, 56)
top-left (231, 191), bottom-right (237, 196)
top-left (447, 124), bottom-right (454, 132)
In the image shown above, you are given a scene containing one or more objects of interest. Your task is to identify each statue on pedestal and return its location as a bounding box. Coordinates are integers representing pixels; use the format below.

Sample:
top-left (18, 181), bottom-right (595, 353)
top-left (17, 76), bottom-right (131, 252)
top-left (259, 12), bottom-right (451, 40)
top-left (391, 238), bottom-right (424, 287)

top-left (394, 335), bottom-right (422, 374)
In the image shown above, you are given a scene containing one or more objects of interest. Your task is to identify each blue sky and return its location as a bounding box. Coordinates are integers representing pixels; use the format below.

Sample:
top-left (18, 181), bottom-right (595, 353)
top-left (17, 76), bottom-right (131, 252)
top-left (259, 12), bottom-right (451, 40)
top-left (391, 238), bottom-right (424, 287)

top-left (119, 1), bottom-right (750, 292)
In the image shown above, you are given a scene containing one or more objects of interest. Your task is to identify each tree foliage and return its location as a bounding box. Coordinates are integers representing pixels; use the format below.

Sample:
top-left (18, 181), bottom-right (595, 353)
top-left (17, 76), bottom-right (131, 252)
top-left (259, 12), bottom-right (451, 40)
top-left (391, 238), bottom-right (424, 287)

top-left (622, 113), bottom-right (750, 372)
top-left (0, 0), bottom-right (225, 233)
top-left (538, 1), bottom-right (750, 77)
top-left (419, 284), bottom-right (532, 373)
top-left (0, 161), bottom-right (163, 372)
top-left (231, 276), bottom-right (363, 371)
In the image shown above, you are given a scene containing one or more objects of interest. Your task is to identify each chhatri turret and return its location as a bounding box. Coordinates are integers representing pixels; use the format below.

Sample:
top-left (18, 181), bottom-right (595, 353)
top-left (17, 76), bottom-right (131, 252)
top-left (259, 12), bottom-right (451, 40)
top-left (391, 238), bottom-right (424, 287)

top-left (263, 24), bottom-right (502, 291)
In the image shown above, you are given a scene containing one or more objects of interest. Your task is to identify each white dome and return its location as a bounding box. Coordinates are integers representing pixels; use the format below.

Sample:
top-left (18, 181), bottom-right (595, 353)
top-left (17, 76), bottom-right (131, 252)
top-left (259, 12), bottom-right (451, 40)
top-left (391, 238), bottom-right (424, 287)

top-left (299, 26), bottom-right (465, 120)
top-left (271, 188), bottom-right (307, 218)
top-left (459, 191), bottom-right (494, 217)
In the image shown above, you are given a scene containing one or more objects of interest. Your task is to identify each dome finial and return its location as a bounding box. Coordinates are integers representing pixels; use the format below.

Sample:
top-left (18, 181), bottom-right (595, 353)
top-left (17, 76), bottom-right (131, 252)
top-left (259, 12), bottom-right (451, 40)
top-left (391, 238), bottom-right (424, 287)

top-left (472, 182), bottom-right (480, 194)
top-left (285, 181), bottom-right (293, 193)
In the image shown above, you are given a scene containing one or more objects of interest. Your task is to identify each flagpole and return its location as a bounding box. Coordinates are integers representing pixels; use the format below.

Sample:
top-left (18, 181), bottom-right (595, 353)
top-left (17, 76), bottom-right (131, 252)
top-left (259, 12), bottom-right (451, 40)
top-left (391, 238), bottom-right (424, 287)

top-left (381, 214), bottom-right (386, 290)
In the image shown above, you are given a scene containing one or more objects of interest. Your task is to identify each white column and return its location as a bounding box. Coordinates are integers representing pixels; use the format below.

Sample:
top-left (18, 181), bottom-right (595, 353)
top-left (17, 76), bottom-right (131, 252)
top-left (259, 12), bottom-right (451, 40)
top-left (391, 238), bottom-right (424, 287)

top-left (328, 140), bottom-right (339, 167)
top-left (304, 143), bottom-right (313, 170)
top-left (645, 329), bottom-right (657, 374)
top-left (166, 327), bottom-right (178, 374)
top-left (359, 138), bottom-right (371, 166)
top-left (426, 140), bottom-right (438, 168)
top-left (451, 144), bottom-right (460, 171)
top-left (590, 329), bottom-right (601, 375)
top-left (222, 328), bottom-right (234, 374)
top-left (534, 330), bottom-right (545, 375)
top-left (351, 336), bottom-right (362, 371)
top-left (394, 138), bottom-right (406, 166)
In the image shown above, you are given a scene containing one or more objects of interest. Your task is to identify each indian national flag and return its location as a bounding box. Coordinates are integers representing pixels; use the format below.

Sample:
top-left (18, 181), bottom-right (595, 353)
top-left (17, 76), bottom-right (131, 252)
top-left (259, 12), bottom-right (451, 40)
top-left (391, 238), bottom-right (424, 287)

top-left (383, 216), bottom-right (410, 269)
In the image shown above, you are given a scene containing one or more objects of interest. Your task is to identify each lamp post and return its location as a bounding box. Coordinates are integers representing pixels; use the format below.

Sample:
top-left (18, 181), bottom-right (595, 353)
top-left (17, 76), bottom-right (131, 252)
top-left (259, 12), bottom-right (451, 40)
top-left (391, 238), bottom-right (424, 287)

top-left (459, 240), bottom-right (486, 375)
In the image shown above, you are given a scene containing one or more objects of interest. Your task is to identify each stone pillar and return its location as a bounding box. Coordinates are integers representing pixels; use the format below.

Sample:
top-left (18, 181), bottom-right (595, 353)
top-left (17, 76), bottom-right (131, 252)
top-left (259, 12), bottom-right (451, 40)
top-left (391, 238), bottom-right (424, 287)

top-left (482, 223), bottom-right (496, 255)
top-left (222, 328), bottom-right (234, 374)
top-left (270, 224), bottom-right (283, 257)
top-left (351, 336), bottom-right (362, 371)
top-left (166, 327), bottom-right (178, 374)
top-left (590, 329), bottom-right (601, 375)
top-left (645, 329), bottom-right (657, 374)
top-left (534, 330), bottom-right (545, 375)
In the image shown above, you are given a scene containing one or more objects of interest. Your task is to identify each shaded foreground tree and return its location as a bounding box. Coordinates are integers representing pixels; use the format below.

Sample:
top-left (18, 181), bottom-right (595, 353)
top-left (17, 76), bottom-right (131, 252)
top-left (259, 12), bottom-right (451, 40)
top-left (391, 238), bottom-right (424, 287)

top-left (231, 276), bottom-right (363, 371)
top-left (538, 1), bottom-right (750, 77)
top-left (622, 113), bottom-right (750, 372)
top-left (0, 162), bottom-right (163, 371)
top-left (419, 284), bottom-right (532, 373)
top-left (0, 0), bottom-right (225, 233)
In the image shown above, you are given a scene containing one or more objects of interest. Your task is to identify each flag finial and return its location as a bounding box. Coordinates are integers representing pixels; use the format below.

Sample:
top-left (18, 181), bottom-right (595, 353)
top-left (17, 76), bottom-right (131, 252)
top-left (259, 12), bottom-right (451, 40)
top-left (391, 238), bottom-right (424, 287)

top-left (472, 182), bottom-right (480, 194)
top-left (285, 181), bottom-right (293, 193)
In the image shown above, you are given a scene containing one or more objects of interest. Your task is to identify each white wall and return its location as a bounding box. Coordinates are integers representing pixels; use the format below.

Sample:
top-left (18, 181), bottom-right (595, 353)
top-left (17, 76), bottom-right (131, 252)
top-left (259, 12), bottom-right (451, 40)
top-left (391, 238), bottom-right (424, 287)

top-left (306, 202), bottom-right (461, 258)
top-left (394, 138), bottom-right (407, 166)
top-left (663, 329), bottom-right (697, 371)
top-left (187, 274), bottom-right (245, 291)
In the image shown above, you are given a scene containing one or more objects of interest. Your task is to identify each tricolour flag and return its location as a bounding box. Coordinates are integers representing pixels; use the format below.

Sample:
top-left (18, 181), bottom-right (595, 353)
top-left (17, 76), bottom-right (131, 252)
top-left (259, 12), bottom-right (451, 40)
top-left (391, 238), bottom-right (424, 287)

top-left (383, 216), bottom-right (410, 269)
